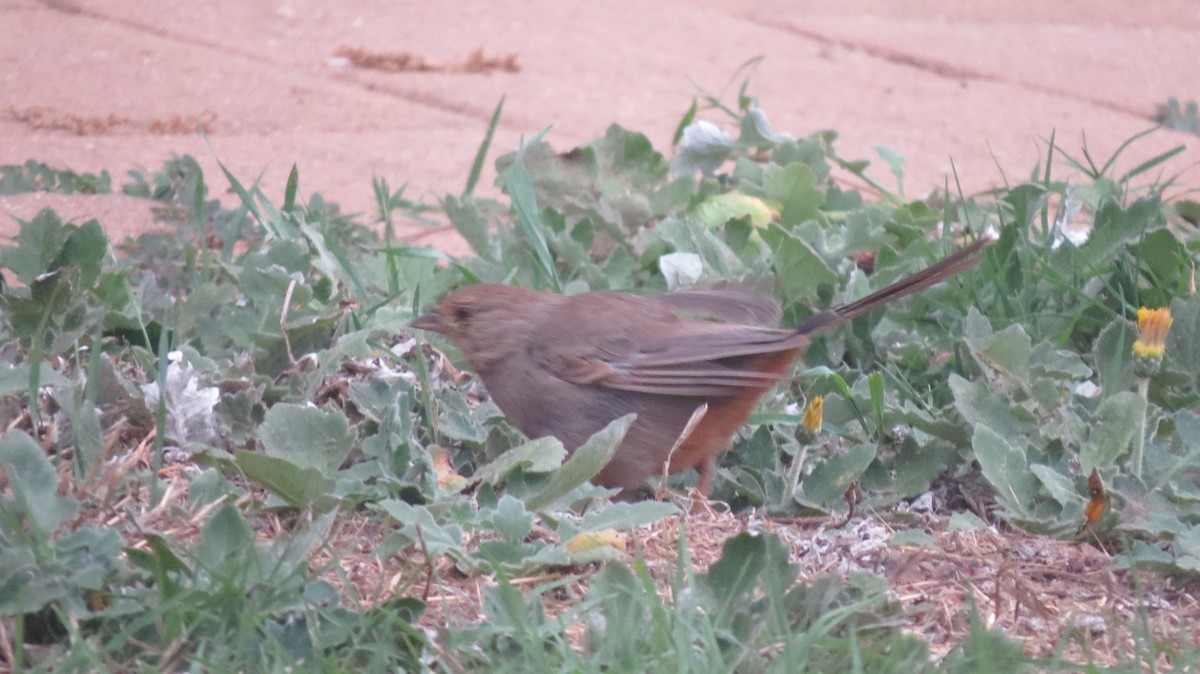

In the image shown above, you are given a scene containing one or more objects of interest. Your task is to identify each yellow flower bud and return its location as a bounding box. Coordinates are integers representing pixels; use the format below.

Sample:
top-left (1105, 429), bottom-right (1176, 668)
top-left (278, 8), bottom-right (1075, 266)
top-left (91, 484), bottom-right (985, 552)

top-left (802, 396), bottom-right (824, 435)
top-left (1132, 307), bottom-right (1172, 359)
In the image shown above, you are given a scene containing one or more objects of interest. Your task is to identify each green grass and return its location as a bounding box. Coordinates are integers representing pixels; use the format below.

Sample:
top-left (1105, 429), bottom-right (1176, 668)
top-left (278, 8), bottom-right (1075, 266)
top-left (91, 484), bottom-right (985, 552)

top-left (1, 90), bottom-right (1199, 671)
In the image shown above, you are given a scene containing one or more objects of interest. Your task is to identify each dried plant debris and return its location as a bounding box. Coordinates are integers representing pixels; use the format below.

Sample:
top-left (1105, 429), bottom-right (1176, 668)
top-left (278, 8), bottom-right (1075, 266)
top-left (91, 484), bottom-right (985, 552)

top-left (5, 105), bottom-right (217, 135)
top-left (6, 105), bottom-right (125, 134)
top-left (348, 506), bottom-right (1200, 667)
top-left (332, 46), bottom-right (519, 74)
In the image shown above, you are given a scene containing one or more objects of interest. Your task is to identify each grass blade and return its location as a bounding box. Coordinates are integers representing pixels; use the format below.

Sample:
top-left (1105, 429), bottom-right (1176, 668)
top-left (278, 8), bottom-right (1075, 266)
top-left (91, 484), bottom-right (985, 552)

top-left (504, 130), bottom-right (560, 291)
top-left (671, 98), bottom-right (698, 146)
top-left (374, 175), bottom-right (401, 294)
top-left (282, 163), bottom-right (299, 212)
top-left (868, 371), bottom-right (885, 439)
top-left (1119, 144), bottom-right (1186, 184)
top-left (465, 96), bottom-right (505, 197)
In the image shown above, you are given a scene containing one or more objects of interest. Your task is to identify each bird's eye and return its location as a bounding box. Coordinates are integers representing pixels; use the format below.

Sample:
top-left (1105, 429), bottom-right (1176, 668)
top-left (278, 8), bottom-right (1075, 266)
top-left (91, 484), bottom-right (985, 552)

top-left (453, 307), bottom-right (472, 322)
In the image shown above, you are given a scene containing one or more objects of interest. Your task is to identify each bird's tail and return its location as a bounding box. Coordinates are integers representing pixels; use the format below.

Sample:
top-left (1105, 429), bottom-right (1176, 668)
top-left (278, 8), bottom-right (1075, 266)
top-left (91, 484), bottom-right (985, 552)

top-left (793, 236), bottom-right (993, 336)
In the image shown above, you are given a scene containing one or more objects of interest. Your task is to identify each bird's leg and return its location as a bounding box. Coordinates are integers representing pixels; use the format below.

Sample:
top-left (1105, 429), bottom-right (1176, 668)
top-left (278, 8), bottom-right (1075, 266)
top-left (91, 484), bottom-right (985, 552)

top-left (695, 454), bottom-right (716, 495)
top-left (658, 403), bottom-right (709, 500)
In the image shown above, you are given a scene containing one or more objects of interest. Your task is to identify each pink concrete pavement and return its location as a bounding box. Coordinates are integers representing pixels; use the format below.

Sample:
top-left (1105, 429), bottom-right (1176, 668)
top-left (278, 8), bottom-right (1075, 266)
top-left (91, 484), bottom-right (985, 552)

top-left (3, 0), bottom-right (1198, 251)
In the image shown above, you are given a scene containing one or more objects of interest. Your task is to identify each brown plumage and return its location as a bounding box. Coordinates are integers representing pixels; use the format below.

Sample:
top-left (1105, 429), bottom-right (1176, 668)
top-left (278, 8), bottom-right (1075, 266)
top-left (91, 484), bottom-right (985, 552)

top-left (412, 238), bottom-right (991, 496)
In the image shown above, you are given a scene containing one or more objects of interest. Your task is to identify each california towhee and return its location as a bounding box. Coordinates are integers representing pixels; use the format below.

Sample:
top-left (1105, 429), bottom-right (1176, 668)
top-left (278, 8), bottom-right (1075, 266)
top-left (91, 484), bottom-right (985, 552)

top-left (413, 238), bottom-right (991, 496)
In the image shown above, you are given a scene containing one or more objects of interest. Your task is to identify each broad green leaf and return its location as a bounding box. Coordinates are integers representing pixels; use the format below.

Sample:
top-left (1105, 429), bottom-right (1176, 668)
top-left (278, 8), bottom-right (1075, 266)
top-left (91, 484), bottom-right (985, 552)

top-left (748, 530), bottom-right (800, 620)
top-left (639, 216), bottom-right (740, 277)
top-left (759, 162), bottom-right (824, 227)
top-left (977, 324), bottom-right (1032, 379)
top-left (739, 104), bottom-right (790, 146)
top-left (235, 451), bottom-right (337, 509)
top-left (492, 494), bottom-right (534, 542)
top-left (443, 195), bottom-right (494, 258)
top-left (1174, 525), bottom-right (1200, 572)
top-left (769, 225), bottom-right (838, 303)
top-left (1081, 391), bottom-right (1146, 469)
top-left (436, 397), bottom-right (493, 445)
top-left (0, 526), bottom-right (123, 615)
top-left (58, 219), bottom-right (108, 288)
top-left (1029, 342), bottom-right (1091, 379)
top-left (473, 436), bottom-right (567, 486)
top-left (590, 124), bottom-right (669, 193)
top-left (259, 403), bottom-right (354, 473)
top-left (476, 539), bottom-right (552, 570)
top-left (1165, 293), bottom-right (1200, 377)
top-left (773, 133), bottom-right (836, 183)
top-left (1080, 196), bottom-right (1162, 266)
top-left (1117, 540), bottom-right (1174, 569)
top-left (949, 374), bottom-right (1026, 439)
top-left (192, 503), bottom-right (254, 572)
top-left (377, 500), bottom-right (463, 557)
top-left (1093, 317), bottom-right (1138, 398)
top-left (0, 209), bottom-right (69, 284)
top-left (890, 437), bottom-right (957, 496)
top-left (963, 309), bottom-right (1034, 379)
top-left (1029, 464), bottom-right (1079, 507)
top-left (127, 533), bottom-right (192, 579)
top-left (267, 510), bottom-right (337, 574)
top-left (524, 414), bottom-right (634, 510)
top-left (1136, 229), bottom-right (1188, 293)
top-left (0, 363), bottom-right (70, 396)
top-left (1003, 183), bottom-right (1049, 229)
top-left (0, 430), bottom-right (79, 534)
top-left (565, 501), bottom-right (677, 539)
top-left (972, 424), bottom-right (1037, 518)
top-left (1154, 410), bottom-right (1200, 490)
top-left (584, 563), bottom-right (652, 655)
top-left (799, 443), bottom-right (876, 507)
top-left (889, 400), bottom-right (970, 446)
top-left (701, 531), bottom-right (767, 610)
top-left (961, 306), bottom-right (993, 350)
top-left (296, 219), bottom-right (351, 292)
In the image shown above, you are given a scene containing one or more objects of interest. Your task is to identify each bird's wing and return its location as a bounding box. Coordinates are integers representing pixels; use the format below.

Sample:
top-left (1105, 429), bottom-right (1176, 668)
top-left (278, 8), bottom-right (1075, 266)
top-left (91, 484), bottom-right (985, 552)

top-left (541, 321), bottom-right (807, 397)
top-left (532, 238), bottom-right (995, 398)
top-left (653, 288), bottom-right (782, 325)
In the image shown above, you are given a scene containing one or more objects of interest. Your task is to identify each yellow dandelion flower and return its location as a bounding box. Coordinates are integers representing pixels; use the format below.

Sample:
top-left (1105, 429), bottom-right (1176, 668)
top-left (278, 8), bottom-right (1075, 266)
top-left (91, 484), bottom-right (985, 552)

top-left (1133, 307), bottom-right (1172, 359)
top-left (802, 396), bottom-right (824, 435)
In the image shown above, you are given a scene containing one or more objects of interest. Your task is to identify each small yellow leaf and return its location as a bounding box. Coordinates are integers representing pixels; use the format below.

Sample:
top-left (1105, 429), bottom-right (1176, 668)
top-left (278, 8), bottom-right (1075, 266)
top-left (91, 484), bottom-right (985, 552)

top-left (567, 529), bottom-right (626, 554)
top-left (694, 193), bottom-right (779, 229)
top-left (430, 445), bottom-right (468, 492)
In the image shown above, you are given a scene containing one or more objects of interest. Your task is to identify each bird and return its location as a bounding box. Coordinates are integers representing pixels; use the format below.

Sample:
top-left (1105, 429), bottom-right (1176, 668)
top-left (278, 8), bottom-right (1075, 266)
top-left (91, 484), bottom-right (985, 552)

top-left (412, 237), bottom-right (991, 497)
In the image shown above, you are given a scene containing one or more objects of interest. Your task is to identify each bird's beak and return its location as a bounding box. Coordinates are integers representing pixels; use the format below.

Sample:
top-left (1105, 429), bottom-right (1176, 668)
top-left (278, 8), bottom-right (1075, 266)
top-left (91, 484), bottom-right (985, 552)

top-left (410, 309), bottom-right (446, 334)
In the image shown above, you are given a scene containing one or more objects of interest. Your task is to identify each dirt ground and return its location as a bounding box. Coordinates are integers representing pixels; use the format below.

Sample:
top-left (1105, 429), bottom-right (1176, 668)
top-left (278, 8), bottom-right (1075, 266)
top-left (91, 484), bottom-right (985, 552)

top-left (3, 0), bottom-right (1199, 253)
